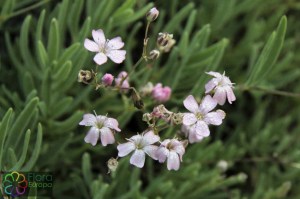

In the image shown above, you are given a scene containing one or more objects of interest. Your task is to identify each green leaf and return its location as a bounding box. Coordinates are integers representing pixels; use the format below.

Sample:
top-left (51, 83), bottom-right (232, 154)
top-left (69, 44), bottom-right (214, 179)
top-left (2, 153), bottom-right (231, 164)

top-left (23, 123), bottom-right (43, 171)
top-left (10, 129), bottom-right (31, 171)
top-left (47, 18), bottom-right (60, 60)
top-left (6, 97), bottom-right (39, 148)
top-left (246, 16), bottom-right (287, 85)
top-left (0, 108), bottom-right (13, 170)
top-left (82, 153), bottom-right (93, 186)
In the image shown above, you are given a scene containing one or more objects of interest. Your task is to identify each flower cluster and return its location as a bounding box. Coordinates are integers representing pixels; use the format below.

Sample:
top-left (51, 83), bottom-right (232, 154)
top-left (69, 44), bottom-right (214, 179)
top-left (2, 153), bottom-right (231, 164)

top-left (78, 7), bottom-right (236, 172)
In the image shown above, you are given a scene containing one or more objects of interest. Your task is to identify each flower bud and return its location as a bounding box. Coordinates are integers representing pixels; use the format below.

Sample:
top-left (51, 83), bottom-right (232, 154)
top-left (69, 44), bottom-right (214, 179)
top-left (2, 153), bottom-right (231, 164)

top-left (157, 32), bottom-right (173, 47)
top-left (146, 7), bottom-right (159, 22)
top-left (152, 83), bottom-right (172, 103)
top-left (107, 157), bottom-right (118, 174)
top-left (149, 49), bottom-right (160, 60)
top-left (140, 82), bottom-right (154, 96)
top-left (78, 70), bottom-right (94, 84)
top-left (159, 38), bottom-right (176, 53)
top-left (131, 88), bottom-right (144, 109)
top-left (102, 73), bottom-right (114, 86)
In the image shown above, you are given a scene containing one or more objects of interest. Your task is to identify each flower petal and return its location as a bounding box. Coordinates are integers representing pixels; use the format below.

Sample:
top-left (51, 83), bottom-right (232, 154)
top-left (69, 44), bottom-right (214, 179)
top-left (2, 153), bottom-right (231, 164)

top-left (117, 142), bottom-right (135, 157)
top-left (188, 130), bottom-right (204, 143)
top-left (144, 145), bottom-right (158, 160)
top-left (213, 88), bottom-right (226, 105)
top-left (84, 127), bottom-right (100, 146)
top-left (106, 50), bottom-right (126, 64)
top-left (79, 114), bottom-right (97, 126)
top-left (172, 144), bottom-right (185, 160)
top-left (226, 87), bottom-right (236, 104)
top-left (183, 113), bottom-right (197, 125)
top-left (167, 151), bottom-right (180, 170)
top-left (195, 121), bottom-right (210, 137)
top-left (205, 79), bottom-right (217, 93)
top-left (206, 71), bottom-right (222, 78)
top-left (84, 39), bottom-right (99, 52)
top-left (156, 147), bottom-right (169, 163)
top-left (94, 52), bottom-right (108, 65)
top-left (130, 149), bottom-right (145, 168)
top-left (199, 95), bottom-right (217, 113)
top-left (107, 37), bottom-right (124, 49)
top-left (92, 29), bottom-right (106, 45)
top-left (100, 127), bottom-right (115, 146)
top-left (143, 130), bottom-right (160, 145)
top-left (104, 118), bottom-right (121, 131)
top-left (204, 110), bottom-right (226, 125)
top-left (183, 95), bottom-right (199, 113)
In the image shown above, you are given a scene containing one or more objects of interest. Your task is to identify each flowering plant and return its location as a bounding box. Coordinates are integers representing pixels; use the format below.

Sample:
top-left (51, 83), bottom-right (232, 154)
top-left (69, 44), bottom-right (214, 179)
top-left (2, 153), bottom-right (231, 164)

top-left (78, 7), bottom-right (236, 171)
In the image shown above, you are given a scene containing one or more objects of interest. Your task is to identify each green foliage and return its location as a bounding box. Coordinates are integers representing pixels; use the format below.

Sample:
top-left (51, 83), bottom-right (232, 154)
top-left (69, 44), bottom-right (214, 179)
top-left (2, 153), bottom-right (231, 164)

top-left (1, 0), bottom-right (300, 198)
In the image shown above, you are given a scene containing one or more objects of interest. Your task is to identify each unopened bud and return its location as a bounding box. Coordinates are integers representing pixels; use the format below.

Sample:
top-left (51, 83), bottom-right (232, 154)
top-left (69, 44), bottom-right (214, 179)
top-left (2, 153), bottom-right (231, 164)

top-left (149, 49), bottom-right (160, 60)
top-left (102, 73), bottom-right (114, 86)
top-left (131, 88), bottom-right (144, 109)
top-left (107, 157), bottom-right (118, 174)
top-left (157, 32), bottom-right (173, 47)
top-left (146, 7), bottom-right (159, 22)
top-left (78, 70), bottom-right (94, 84)
top-left (140, 82), bottom-right (154, 96)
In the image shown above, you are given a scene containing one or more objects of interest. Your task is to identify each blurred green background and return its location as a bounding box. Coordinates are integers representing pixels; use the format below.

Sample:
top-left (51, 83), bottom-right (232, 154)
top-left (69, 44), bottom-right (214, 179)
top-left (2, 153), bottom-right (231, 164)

top-left (0, 0), bottom-right (300, 198)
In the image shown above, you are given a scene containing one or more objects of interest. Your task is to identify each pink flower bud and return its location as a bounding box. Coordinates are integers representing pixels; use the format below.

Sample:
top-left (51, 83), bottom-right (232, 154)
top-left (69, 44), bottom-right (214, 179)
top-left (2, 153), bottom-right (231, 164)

top-left (146, 7), bottom-right (159, 22)
top-left (152, 83), bottom-right (172, 103)
top-left (115, 71), bottom-right (130, 90)
top-left (101, 73), bottom-right (114, 86)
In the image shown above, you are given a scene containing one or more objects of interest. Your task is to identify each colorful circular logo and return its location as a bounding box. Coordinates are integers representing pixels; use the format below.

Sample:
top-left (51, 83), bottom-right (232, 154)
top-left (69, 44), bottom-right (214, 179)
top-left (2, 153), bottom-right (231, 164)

top-left (2, 171), bottom-right (28, 197)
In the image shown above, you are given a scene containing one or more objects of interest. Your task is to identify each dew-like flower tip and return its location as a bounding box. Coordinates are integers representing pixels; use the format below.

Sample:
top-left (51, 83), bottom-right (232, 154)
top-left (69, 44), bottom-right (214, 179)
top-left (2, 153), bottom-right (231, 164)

top-left (205, 71), bottom-right (236, 105)
top-left (79, 113), bottom-right (121, 146)
top-left (84, 29), bottom-right (126, 65)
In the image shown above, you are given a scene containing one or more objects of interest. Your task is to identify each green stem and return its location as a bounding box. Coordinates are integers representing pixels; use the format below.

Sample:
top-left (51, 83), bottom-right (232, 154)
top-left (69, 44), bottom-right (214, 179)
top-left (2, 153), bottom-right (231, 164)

top-left (237, 85), bottom-right (300, 98)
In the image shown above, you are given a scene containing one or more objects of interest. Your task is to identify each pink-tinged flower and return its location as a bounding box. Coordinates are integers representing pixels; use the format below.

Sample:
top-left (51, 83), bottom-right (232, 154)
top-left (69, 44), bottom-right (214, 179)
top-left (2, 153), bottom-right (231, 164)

top-left (79, 113), bottom-right (121, 146)
top-left (205, 71), bottom-right (236, 105)
top-left (182, 95), bottom-right (226, 138)
top-left (115, 71), bottom-right (130, 89)
top-left (146, 7), bottom-right (159, 21)
top-left (152, 83), bottom-right (172, 103)
top-left (156, 139), bottom-right (185, 171)
top-left (84, 29), bottom-right (126, 65)
top-left (117, 130), bottom-right (160, 168)
top-left (102, 73), bottom-right (114, 86)
top-left (181, 124), bottom-right (204, 143)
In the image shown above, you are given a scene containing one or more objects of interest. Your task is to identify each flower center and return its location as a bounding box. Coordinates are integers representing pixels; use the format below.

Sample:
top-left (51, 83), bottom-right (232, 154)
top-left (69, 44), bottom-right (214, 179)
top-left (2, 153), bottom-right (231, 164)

top-left (196, 112), bottom-right (203, 120)
top-left (96, 121), bottom-right (104, 129)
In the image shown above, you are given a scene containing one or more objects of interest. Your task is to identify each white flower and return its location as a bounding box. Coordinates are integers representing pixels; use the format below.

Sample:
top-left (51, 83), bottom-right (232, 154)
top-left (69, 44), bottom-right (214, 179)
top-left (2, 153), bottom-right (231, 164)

top-left (84, 29), bottom-right (126, 65)
top-left (79, 113), bottom-right (121, 146)
top-left (205, 71), bottom-right (236, 105)
top-left (182, 95), bottom-right (225, 139)
top-left (117, 130), bottom-right (160, 168)
top-left (156, 139), bottom-right (185, 171)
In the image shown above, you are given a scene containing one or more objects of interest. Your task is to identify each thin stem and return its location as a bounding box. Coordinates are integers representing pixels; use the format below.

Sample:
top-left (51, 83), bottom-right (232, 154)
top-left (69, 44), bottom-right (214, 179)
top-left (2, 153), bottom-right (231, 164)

top-left (0, 0), bottom-right (50, 23)
top-left (119, 21), bottom-right (151, 87)
top-left (142, 22), bottom-right (151, 58)
top-left (237, 85), bottom-right (300, 98)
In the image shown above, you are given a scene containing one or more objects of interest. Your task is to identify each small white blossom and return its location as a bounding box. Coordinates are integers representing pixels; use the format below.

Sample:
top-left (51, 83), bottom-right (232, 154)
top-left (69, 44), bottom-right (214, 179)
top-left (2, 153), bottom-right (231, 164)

top-left (84, 29), bottom-right (126, 65)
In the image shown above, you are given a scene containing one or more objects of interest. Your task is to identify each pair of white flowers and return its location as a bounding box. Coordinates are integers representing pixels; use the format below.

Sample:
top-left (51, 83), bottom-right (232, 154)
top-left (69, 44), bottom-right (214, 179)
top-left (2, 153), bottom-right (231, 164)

top-left (182, 71), bottom-right (236, 143)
